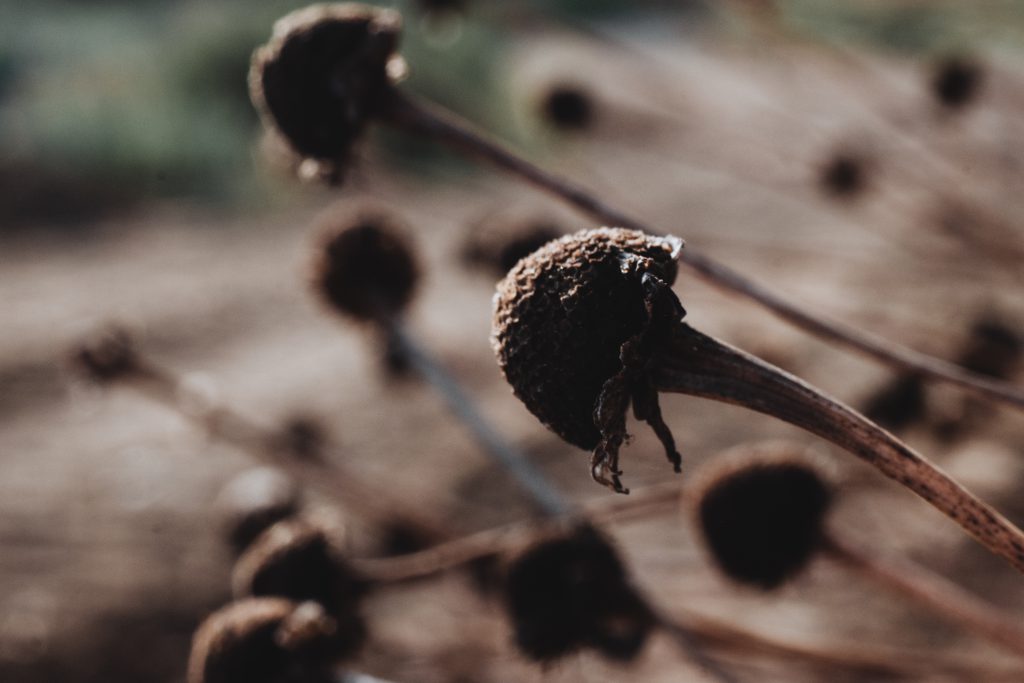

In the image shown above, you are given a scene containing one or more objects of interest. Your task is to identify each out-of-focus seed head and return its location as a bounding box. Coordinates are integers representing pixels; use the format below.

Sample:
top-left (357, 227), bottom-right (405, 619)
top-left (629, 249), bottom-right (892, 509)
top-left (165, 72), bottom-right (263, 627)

top-left (461, 219), bottom-right (563, 276)
top-left (70, 327), bottom-right (138, 384)
top-left (216, 466), bottom-right (302, 554)
top-left (232, 518), bottom-right (368, 658)
top-left (862, 374), bottom-right (926, 433)
top-left (932, 56), bottom-right (984, 110)
top-left (503, 526), bottom-right (653, 662)
top-left (492, 228), bottom-right (685, 491)
top-left (311, 210), bottom-right (419, 322)
top-left (691, 447), bottom-right (833, 589)
top-left (187, 598), bottom-right (346, 683)
top-left (819, 153), bottom-right (867, 199)
top-left (957, 318), bottom-right (1022, 380)
top-left (541, 84), bottom-right (594, 131)
top-left (249, 3), bottom-right (406, 180)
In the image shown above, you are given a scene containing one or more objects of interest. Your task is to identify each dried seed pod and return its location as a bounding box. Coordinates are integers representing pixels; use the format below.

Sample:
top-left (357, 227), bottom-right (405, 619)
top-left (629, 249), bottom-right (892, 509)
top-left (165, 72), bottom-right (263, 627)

top-left (541, 84), bottom-right (595, 131)
top-left (503, 526), bottom-right (653, 662)
top-left (492, 227), bottom-right (685, 492)
top-left (311, 211), bottom-right (419, 322)
top-left (932, 56), bottom-right (984, 110)
top-left (691, 450), bottom-right (832, 589)
top-left (187, 598), bottom-right (346, 683)
top-left (232, 518), bottom-right (368, 658)
top-left (216, 466), bottom-right (302, 554)
top-left (249, 3), bottom-right (405, 177)
top-left (69, 327), bottom-right (138, 384)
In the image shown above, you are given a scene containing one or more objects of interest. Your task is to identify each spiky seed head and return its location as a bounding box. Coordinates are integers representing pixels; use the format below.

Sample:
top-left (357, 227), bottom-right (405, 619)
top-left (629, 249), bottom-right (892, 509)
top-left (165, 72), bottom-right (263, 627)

top-left (541, 84), bottom-right (594, 131)
top-left (249, 3), bottom-right (405, 178)
top-left (187, 598), bottom-right (344, 683)
top-left (503, 526), bottom-right (653, 662)
top-left (216, 466), bottom-right (302, 554)
top-left (231, 518), bottom-right (368, 659)
top-left (491, 228), bottom-right (684, 488)
top-left (70, 327), bottom-right (138, 384)
top-left (311, 210), bottom-right (419, 322)
top-left (932, 56), bottom-right (984, 110)
top-left (690, 447), bottom-right (833, 589)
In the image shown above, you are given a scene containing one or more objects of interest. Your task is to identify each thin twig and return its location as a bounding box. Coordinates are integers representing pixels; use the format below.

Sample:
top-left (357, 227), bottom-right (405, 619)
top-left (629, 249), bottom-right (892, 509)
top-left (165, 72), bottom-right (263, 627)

top-left (381, 90), bottom-right (1024, 411)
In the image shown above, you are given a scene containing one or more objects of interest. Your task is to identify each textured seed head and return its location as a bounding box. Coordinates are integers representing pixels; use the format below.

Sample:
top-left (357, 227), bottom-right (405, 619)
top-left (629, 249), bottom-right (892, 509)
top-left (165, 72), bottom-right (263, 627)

top-left (691, 447), bottom-right (833, 589)
top-left (232, 518), bottom-right (368, 658)
top-left (541, 84), bottom-right (595, 131)
top-left (70, 327), bottom-right (138, 384)
top-left (311, 210), bottom-right (419, 322)
top-left (932, 56), bottom-right (984, 110)
top-left (216, 466), bottom-right (302, 554)
top-left (492, 228), bottom-right (684, 480)
top-left (187, 598), bottom-right (345, 683)
top-left (503, 526), bottom-right (653, 662)
top-left (250, 3), bottom-right (405, 179)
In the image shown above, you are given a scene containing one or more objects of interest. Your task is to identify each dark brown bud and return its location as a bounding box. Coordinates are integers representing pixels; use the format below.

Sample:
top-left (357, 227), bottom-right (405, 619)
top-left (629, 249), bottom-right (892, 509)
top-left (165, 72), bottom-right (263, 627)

top-left (232, 518), bottom-right (368, 658)
top-left (492, 228), bottom-right (685, 492)
top-left (249, 3), bottom-right (405, 178)
top-left (541, 84), bottom-right (595, 131)
top-left (216, 466), bottom-right (302, 554)
top-left (69, 327), bottom-right (138, 384)
top-left (690, 447), bottom-right (832, 589)
top-left (187, 598), bottom-right (346, 683)
top-left (503, 526), bottom-right (653, 662)
top-left (311, 210), bottom-right (419, 322)
top-left (932, 56), bottom-right (984, 110)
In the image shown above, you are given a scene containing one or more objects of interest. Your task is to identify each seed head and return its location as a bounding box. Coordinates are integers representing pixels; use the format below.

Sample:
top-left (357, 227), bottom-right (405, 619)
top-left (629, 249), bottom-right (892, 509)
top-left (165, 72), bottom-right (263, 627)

top-left (249, 3), bottom-right (405, 178)
top-left (70, 327), bottom-right (138, 384)
top-left (492, 228), bottom-right (685, 492)
top-left (462, 219), bottom-right (563, 276)
top-left (820, 153), bottom-right (867, 199)
top-left (216, 466), bottom-right (302, 554)
top-left (503, 526), bottom-right (653, 662)
top-left (691, 448), bottom-right (832, 589)
top-left (311, 210), bottom-right (419, 322)
top-left (957, 318), bottom-right (1021, 380)
top-left (187, 598), bottom-right (346, 683)
top-left (232, 518), bottom-right (368, 657)
top-left (541, 84), bottom-right (595, 131)
top-left (932, 56), bottom-right (984, 110)
top-left (862, 374), bottom-right (926, 433)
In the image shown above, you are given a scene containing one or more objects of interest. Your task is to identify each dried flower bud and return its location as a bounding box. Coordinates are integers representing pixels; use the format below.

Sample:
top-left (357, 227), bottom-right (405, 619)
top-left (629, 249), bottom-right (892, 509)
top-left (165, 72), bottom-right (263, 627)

top-left (216, 466), bottom-right (302, 554)
top-left (932, 56), bottom-right (984, 110)
top-left (503, 526), bottom-right (653, 662)
top-left (691, 449), bottom-right (832, 589)
top-left (187, 598), bottom-right (346, 683)
top-left (311, 211), bottom-right (419, 322)
top-left (541, 84), bottom-right (594, 131)
top-left (232, 518), bottom-right (368, 658)
top-left (492, 228), bottom-right (685, 492)
top-left (70, 327), bottom-right (138, 384)
top-left (249, 3), bottom-right (405, 177)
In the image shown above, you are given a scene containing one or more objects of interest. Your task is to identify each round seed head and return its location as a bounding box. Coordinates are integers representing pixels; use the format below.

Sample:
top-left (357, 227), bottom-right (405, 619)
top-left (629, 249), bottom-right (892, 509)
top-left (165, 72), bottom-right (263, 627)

top-left (232, 518), bottom-right (367, 657)
top-left (541, 84), bottom-right (595, 131)
top-left (249, 3), bottom-right (405, 177)
top-left (462, 218), bottom-right (563, 276)
top-left (691, 448), bottom-right (833, 589)
top-left (862, 374), bottom-right (926, 433)
top-left (216, 466), bottom-right (302, 554)
top-left (70, 327), bottom-right (138, 384)
top-left (492, 227), bottom-right (683, 452)
top-left (187, 598), bottom-right (345, 683)
top-left (503, 526), bottom-right (653, 662)
top-left (932, 56), bottom-right (984, 110)
top-left (311, 210), bottom-right (419, 322)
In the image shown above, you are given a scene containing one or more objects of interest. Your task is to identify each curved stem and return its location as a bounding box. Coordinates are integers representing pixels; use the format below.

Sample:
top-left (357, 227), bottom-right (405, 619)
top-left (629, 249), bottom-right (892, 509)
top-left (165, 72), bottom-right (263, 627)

top-left (823, 534), bottom-right (1024, 656)
top-left (381, 89), bottom-right (1024, 411)
top-left (649, 323), bottom-right (1024, 574)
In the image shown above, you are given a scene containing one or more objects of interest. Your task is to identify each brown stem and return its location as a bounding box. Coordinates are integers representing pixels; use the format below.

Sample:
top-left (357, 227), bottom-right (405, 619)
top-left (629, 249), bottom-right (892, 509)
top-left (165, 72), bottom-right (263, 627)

top-left (823, 534), bottom-right (1024, 656)
top-left (114, 358), bottom-right (451, 542)
top-left (650, 322), bottom-right (1024, 574)
top-left (381, 88), bottom-right (1024, 411)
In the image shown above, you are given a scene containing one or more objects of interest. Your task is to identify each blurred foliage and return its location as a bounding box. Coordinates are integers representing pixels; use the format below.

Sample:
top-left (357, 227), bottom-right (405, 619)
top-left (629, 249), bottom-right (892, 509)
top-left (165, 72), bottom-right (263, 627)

top-left (1, 0), bottom-right (1022, 227)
